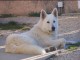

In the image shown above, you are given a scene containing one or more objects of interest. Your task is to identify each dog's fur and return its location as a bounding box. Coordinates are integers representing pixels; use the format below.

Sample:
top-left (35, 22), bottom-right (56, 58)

top-left (5, 8), bottom-right (65, 55)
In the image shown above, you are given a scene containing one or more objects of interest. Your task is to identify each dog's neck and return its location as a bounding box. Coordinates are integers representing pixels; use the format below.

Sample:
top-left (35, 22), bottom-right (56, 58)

top-left (27, 21), bottom-right (57, 41)
top-left (31, 21), bottom-right (56, 36)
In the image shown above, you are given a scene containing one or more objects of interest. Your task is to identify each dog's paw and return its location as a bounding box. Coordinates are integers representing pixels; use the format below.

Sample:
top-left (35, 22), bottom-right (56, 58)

top-left (45, 48), bottom-right (50, 53)
top-left (45, 46), bottom-right (56, 53)
top-left (50, 47), bottom-right (56, 52)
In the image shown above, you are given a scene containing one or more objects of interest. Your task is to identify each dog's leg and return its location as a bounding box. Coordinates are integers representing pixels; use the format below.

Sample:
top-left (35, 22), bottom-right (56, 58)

top-left (5, 44), bottom-right (46, 55)
top-left (45, 46), bottom-right (56, 52)
top-left (44, 38), bottom-right (66, 52)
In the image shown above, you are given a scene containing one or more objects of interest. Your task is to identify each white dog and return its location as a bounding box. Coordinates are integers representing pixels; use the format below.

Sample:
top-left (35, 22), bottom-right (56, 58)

top-left (5, 8), bottom-right (65, 55)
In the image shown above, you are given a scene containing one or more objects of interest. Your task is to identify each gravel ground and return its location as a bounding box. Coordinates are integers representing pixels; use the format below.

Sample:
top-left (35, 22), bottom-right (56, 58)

top-left (0, 16), bottom-right (80, 60)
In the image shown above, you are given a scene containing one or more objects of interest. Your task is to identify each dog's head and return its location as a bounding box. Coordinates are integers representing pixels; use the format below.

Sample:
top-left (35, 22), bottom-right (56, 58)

top-left (39, 8), bottom-right (58, 34)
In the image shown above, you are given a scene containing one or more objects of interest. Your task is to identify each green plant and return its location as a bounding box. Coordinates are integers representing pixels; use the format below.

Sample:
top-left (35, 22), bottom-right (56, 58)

top-left (0, 14), bottom-right (17, 18)
top-left (0, 21), bottom-right (24, 30)
top-left (28, 12), bottom-right (40, 17)
top-left (67, 42), bottom-right (80, 51)
top-left (8, 21), bottom-right (18, 25)
top-left (21, 27), bottom-right (31, 31)
top-left (67, 42), bottom-right (80, 47)
top-left (67, 46), bottom-right (78, 51)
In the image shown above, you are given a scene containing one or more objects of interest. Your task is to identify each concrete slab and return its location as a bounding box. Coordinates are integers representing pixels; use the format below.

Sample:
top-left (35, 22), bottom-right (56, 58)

top-left (0, 16), bottom-right (80, 60)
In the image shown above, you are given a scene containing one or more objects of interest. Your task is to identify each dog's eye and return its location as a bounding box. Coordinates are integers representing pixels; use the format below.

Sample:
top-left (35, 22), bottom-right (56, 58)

top-left (53, 21), bottom-right (55, 23)
top-left (47, 21), bottom-right (50, 23)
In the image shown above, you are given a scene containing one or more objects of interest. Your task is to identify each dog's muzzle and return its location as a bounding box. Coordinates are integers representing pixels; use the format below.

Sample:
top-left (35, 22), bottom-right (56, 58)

top-left (52, 26), bottom-right (55, 31)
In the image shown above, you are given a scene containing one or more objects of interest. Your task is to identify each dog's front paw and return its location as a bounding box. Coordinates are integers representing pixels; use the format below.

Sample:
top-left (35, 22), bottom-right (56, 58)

top-left (50, 47), bottom-right (56, 52)
top-left (45, 46), bottom-right (56, 53)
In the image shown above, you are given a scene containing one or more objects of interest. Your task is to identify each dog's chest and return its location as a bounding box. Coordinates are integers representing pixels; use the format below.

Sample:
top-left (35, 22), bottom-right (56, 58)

top-left (30, 32), bottom-right (53, 47)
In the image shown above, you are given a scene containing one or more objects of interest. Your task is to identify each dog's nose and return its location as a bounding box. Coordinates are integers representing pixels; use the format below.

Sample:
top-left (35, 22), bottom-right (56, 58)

top-left (52, 26), bottom-right (55, 31)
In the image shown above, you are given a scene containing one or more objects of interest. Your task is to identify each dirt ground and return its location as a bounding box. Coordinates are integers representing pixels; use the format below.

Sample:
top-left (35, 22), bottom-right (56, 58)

top-left (0, 16), bottom-right (80, 60)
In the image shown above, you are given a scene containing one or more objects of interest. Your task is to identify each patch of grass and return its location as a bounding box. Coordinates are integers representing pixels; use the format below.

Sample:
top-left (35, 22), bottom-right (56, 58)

top-left (0, 14), bottom-right (17, 18)
top-left (67, 42), bottom-right (80, 51)
top-left (67, 42), bottom-right (80, 47)
top-left (67, 46), bottom-right (78, 51)
top-left (28, 12), bottom-right (40, 17)
top-left (0, 21), bottom-right (24, 30)
top-left (21, 27), bottom-right (31, 31)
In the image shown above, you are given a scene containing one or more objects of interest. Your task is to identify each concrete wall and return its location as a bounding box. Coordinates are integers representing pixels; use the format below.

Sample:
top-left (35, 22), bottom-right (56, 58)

top-left (0, 1), bottom-right (57, 15)
top-left (64, 0), bottom-right (78, 13)
top-left (0, 0), bottom-right (79, 15)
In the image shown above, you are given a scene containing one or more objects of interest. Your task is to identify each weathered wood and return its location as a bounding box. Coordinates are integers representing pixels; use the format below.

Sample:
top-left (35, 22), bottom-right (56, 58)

top-left (40, 49), bottom-right (80, 60)
top-left (51, 50), bottom-right (80, 60)
top-left (21, 50), bottom-right (59, 60)
top-left (21, 48), bottom-right (80, 60)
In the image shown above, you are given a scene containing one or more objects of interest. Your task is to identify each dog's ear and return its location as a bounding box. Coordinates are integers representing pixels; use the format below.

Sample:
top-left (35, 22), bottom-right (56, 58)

top-left (40, 9), bottom-right (47, 20)
top-left (52, 8), bottom-right (58, 17)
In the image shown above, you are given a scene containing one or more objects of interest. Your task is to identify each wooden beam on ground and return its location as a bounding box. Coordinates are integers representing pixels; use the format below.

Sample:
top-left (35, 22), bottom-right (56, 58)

top-left (21, 48), bottom-right (80, 60)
